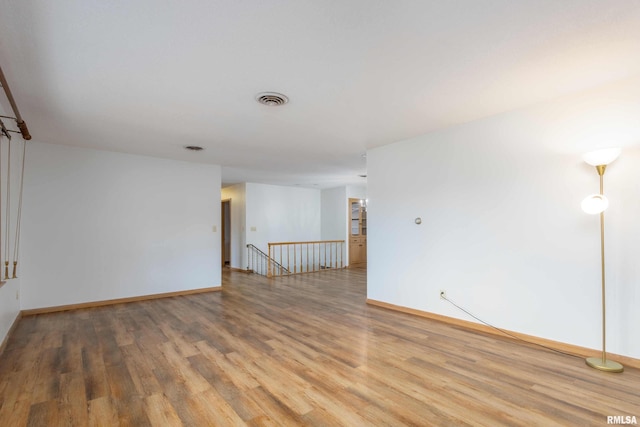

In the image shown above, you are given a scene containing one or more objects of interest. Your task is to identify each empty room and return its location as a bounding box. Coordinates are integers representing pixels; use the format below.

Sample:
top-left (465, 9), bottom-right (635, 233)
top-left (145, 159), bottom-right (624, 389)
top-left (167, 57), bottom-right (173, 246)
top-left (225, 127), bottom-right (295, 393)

top-left (0, 1), bottom-right (639, 425)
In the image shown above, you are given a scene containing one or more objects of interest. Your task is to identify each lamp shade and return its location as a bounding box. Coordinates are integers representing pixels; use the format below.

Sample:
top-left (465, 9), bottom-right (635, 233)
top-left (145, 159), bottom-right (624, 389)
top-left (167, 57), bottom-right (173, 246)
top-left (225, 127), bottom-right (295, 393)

top-left (583, 148), bottom-right (621, 166)
top-left (581, 194), bottom-right (609, 214)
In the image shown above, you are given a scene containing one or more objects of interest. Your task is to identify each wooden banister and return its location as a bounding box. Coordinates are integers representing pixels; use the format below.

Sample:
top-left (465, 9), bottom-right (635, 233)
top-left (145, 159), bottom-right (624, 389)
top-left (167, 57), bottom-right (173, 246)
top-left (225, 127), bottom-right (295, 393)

top-left (267, 240), bottom-right (345, 277)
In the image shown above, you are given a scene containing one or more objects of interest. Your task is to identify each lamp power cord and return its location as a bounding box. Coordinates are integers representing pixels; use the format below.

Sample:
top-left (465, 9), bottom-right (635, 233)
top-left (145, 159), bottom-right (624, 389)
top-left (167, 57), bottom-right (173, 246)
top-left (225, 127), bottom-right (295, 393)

top-left (440, 294), bottom-right (582, 360)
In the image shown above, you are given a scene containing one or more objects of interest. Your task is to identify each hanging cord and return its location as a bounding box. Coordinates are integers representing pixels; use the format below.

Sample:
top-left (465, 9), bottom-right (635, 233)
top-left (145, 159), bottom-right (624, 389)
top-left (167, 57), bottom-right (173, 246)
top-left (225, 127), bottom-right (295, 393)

top-left (441, 294), bottom-right (582, 359)
top-left (4, 136), bottom-right (10, 280)
top-left (12, 139), bottom-right (26, 278)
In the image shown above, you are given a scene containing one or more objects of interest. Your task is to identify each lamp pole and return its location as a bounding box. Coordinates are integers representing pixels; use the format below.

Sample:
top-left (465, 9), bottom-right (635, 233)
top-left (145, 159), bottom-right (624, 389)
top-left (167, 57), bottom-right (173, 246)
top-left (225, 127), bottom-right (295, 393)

top-left (583, 152), bottom-right (623, 373)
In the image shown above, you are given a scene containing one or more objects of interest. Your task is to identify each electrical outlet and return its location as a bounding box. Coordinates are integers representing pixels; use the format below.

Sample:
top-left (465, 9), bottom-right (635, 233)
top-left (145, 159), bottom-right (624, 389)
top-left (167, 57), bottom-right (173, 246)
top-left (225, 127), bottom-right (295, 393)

top-left (440, 290), bottom-right (446, 299)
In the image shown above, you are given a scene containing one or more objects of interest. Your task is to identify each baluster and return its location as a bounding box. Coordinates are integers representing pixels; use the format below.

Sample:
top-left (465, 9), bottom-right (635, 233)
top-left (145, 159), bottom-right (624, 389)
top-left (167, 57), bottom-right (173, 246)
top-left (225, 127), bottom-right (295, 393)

top-left (323, 242), bottom-right (326, 270)
top-left (332, 242), bottom-right (335, 269)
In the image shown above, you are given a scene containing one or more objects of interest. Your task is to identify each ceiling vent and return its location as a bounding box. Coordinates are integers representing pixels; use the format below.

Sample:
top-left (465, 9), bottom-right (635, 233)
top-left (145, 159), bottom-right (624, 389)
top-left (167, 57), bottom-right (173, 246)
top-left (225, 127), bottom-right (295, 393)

top-left (184, 145), bottom-right (204, 151)
top-left (256, 92), bottom-right (289, 106)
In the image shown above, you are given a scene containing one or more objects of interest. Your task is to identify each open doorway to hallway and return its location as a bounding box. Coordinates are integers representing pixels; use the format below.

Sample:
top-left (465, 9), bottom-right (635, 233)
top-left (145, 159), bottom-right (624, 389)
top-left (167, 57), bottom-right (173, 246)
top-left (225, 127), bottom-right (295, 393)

top-left (221, 199), bottom-right (231, 267)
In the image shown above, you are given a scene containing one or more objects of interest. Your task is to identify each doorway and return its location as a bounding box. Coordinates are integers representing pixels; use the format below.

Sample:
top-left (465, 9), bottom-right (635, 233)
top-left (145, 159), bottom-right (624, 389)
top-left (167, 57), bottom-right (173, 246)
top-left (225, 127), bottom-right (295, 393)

top-left (221, 199), bottom-right (231, 267)
top-left (348, 198), bottom-right (367, 266)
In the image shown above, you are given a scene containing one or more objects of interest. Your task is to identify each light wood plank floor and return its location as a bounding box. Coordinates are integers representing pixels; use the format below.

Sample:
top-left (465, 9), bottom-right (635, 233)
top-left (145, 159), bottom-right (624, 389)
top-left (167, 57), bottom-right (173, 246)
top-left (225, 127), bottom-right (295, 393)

top-left (1, 268), bottom-right (638, 426)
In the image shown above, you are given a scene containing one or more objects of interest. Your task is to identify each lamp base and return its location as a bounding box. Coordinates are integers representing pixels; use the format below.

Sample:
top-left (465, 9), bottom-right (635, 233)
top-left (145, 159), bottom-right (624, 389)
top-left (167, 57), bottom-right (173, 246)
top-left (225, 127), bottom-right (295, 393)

top-left (585, 357), bottom-right (624, 373)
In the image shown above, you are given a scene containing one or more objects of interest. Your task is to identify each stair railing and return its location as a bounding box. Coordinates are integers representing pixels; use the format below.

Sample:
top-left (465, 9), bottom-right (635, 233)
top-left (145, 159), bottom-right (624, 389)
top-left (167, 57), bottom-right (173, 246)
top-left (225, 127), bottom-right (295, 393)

top-left (267, 240), bottom-right (345, 277)
top-left (246, 244), bottom-right (288, 276)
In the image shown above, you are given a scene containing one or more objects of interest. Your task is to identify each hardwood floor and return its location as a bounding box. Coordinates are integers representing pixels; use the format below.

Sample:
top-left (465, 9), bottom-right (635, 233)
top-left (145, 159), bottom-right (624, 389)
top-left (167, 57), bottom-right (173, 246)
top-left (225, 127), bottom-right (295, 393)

top-left (1, 268), bottom-right (638, 426)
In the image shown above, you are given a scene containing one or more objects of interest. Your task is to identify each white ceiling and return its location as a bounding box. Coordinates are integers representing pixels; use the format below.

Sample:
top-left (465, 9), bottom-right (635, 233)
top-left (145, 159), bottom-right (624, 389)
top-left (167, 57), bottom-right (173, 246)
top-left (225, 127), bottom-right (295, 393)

top-left (1, 1), bottom-right (639, 188)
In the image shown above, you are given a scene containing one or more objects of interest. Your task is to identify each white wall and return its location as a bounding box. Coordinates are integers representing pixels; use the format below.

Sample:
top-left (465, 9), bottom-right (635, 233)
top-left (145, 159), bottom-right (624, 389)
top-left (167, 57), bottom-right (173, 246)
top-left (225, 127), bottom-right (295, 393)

top-left (346, 185), bottom-right (367, 201)
top-left (245, 183), bottom-right (321, 255)
top-left (21, 142), bottom-right (221, 309)
top-left (368, 75), bottom-right (640, 359)
top-left (221, 183), bottom-right (246, 269)
top-left (321, 186), bottom-right (347, 241)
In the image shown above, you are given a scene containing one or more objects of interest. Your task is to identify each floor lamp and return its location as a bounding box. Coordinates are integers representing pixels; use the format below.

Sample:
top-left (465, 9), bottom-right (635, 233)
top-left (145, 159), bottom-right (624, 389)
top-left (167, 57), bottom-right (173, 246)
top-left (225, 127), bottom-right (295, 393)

top-left (581, 148), bottom-right (623, 373)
